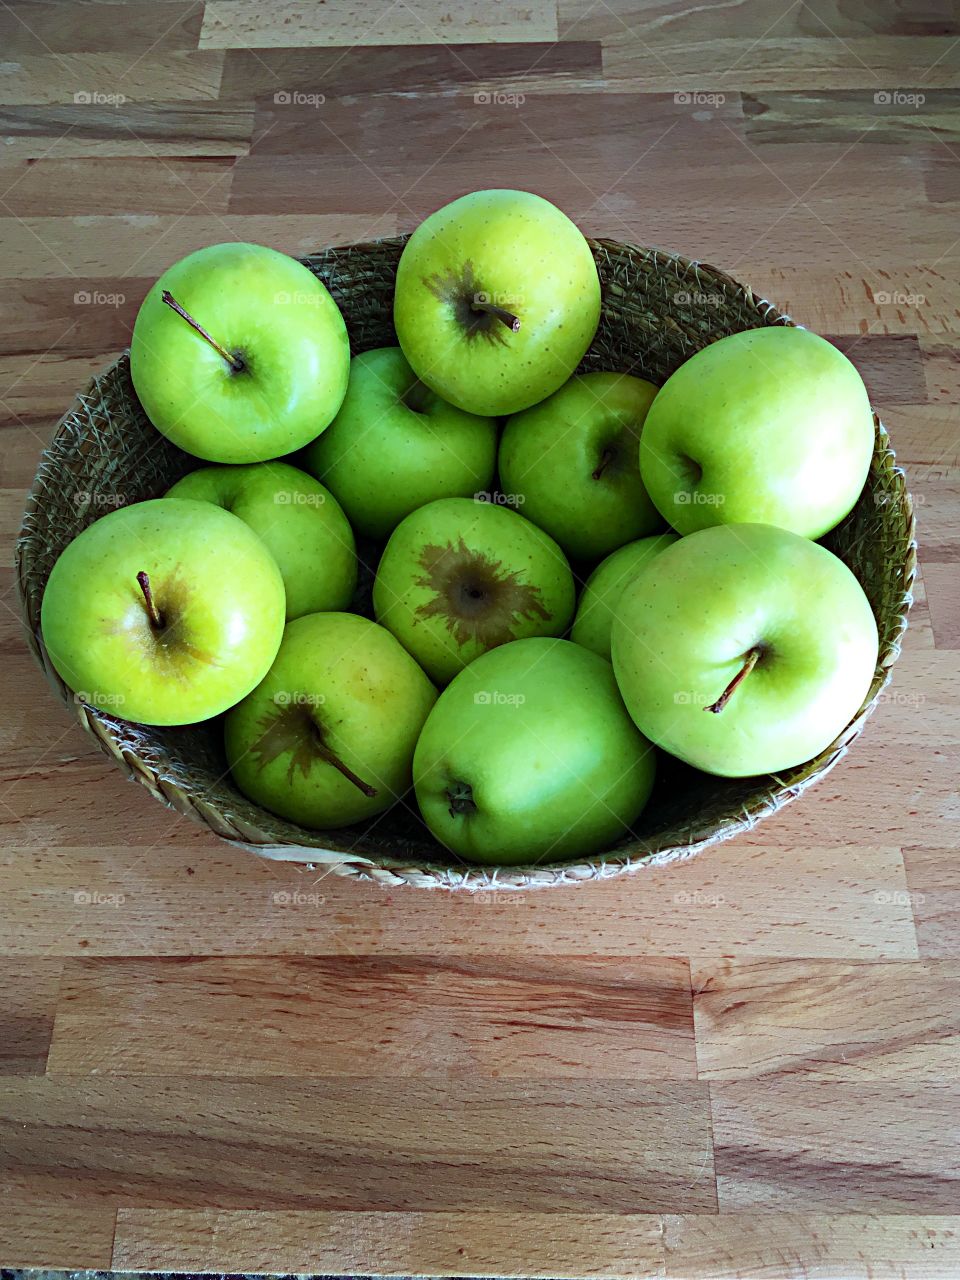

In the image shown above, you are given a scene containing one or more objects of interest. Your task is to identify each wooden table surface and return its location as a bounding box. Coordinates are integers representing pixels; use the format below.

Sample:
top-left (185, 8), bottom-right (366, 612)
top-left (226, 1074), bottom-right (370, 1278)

top-left (1, 3), bottom-right (959, 1277)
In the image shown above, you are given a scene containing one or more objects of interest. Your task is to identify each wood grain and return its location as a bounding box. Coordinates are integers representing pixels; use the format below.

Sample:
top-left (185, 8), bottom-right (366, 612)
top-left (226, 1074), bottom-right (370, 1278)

top-left (0, 959), bottom-right (61, 1074)
top-left (693, 958), bottom-right (960, 1081)
top-left (200, 0), bottom-right (560, 48)
top-left (662, 1213), bottom-right (960, 1280)
top-left (1, 2), bottom-right (958, 1275)
top-left (46, 955), bottom-right (697, 1078)
top-left (0, 1202), bottom-right (116, 1271)
top-left (712, 1080), bottom-right (960, 1210)
top-left (0, 1076), bottom-right (718, 1212)
top-left (114, 1209), bottom-right (665, 1275)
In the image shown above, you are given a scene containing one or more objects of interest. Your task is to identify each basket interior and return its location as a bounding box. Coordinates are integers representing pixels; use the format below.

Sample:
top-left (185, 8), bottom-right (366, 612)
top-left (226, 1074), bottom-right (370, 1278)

top-left (17, 237), bottom-right (914, 878)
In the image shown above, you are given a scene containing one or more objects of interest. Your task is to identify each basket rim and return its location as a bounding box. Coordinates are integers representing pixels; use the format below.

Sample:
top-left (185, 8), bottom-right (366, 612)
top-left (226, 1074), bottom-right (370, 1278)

top-left (15, 235), bottom-right (918, 891)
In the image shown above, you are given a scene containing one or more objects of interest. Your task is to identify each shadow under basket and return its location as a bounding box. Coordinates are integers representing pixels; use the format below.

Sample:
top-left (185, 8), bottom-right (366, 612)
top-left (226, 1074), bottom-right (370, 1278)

top-left (15, 236), bottom-right (917, 890)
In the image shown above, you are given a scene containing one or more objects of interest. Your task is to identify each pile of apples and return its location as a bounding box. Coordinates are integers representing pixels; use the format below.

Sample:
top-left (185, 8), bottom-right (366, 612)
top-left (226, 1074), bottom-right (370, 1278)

top-left (40, 189), bottom-right (879, 867)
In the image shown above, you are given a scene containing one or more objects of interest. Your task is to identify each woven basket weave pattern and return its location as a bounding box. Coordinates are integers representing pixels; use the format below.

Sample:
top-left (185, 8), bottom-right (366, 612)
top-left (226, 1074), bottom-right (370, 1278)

top-left (15, 237), bottom-right (916, 890)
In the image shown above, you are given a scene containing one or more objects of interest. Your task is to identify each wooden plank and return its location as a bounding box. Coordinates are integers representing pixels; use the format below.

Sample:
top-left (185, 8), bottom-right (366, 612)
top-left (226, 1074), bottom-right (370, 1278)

top-left (0, 212), bottom-right (399, 277)
top-left (0, 103), bottom-right (254, 161)
top-left (0, 157), bottom-right (234, 217)
top-left (736, 264), bottom-right (958, 337)
top-left (923, 562), bottom-right (960, 644)
top-left (0, 351), bottom-right (120, 434)
top-left (0, 2), bottom-right (203, 55)
top-left (560, 0), bottom-right (960, 43)
top-left (0, 959), bottom-right (61, 1074)
top-left (663, 1212), bottom-right (960, 1280)
top-left (0, 835), bottom-right (919, 958)
top-left (712, 1080), bottom-right (960, 1210)
top-left (826, 334), bottom-right (928, 404)
top-left (0, 1202), bottom-right (116, 1270)
top-left (602, 39), bottom-right (960, 91)
top-left (114, 1208), bottom-right (666, 1275)
top-left (0, 1076), bottom-right (718, 1212)
top-left (0, 52), bottom-right (224, 106)
top-left (922, 339), bottom-right (960, 403)
top-left (905, 847), bottom-right (960, 959)
top-left (200, 0), bottom-right (559, 49)
top-left (0, 277), bottom-right (149, 357)
top-left (692, 959), bottom-right (960, 1081)
top-left (47, 955), bottom-right (697, 1079)
top-left (740, 90), bottom-right (960, 146)
top-left (218, 41), bottom-right (603, 100)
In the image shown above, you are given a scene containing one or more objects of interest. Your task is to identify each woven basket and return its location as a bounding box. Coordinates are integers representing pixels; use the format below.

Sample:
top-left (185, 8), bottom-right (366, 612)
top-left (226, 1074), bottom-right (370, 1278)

top-left (16, 236), bottom-right (916, 890)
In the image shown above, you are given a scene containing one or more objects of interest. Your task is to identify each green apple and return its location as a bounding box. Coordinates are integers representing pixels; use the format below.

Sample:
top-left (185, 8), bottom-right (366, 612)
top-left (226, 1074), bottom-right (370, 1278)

top-left (394, 189), bottom-right (601, 417)
top-left (165, 461), bottom-right (356, 621)
top-left (224, 612), bottom-right (436, 829)
top-left (40, 498), bottom-right (285, 726)
top-left (373, 496), bottom-right (575, 684)
top-left (571, 533), bottom-right (679, 660)
top-left (414, 637), bottom-right (656, 865)
top-left (611, 523), bottom-right (879, 777)
top-left (304, 347), bottom-right (498, 540)
top-left (499, 372), bottom-right (664, 561)
top-left (130, 242), bottom-right (350, 463)
top-left (639, 326), bottom-right (874, 539)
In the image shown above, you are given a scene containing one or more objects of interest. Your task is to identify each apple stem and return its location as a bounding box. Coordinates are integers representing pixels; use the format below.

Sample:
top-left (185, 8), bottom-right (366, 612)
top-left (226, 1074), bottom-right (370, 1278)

top-left (705, 645), bottom-right (762, 714)
top-left (316, 743), bottom-right (378, 799)
top-left (592, 447), bottom-right (616, 481)
top-left (472, 300), bottom-right (521, 333)
top-left (136, 571), bottom-right (164, 629)
top-left (161, 290), bottom-right (245, 373)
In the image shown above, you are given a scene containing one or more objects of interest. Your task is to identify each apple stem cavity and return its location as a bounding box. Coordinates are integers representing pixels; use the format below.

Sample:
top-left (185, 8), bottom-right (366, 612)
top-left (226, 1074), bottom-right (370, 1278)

top-left (592, 447), bottom-right (616, 481)
top-left (316, 742), bottom-right (378, 799)
top-left (161, 291), bottom-right (245, 373)
top-left (136, 571), bottom-right (164, 630)
top-left (705, 645), bottom-right (763, 715)
top-left (446, 780), bottom-right (477, 819)
top-left (471, 300), bottom-right (521, 333)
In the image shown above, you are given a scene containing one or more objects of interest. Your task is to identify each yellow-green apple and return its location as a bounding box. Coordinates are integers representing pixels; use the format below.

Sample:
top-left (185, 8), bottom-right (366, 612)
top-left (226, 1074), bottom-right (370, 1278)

top-left (224, 612), bottom-right (436, 829)
top-left (304, 347), bottom-right (498, 540)
top-left (166, 461), bottom-right (356, 620)
top-left (499, 372), bottom-right (663, 561)
top-left (639, 326), bottom-right (874, 538)
top-left (413, 637), bottom-right (656, 865)
top-left (571, 532), bottom-right (679, 659)
top-left (130, 242), bottom-right (350, 463)
top-left (611, 523), bottom-right (879, 777)
top-left (394, 189), bottom-right (601, 416)
top-left (40, 498), bottom-right (285, 726)
top-left (373, 496), bottom-right (575, 684)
